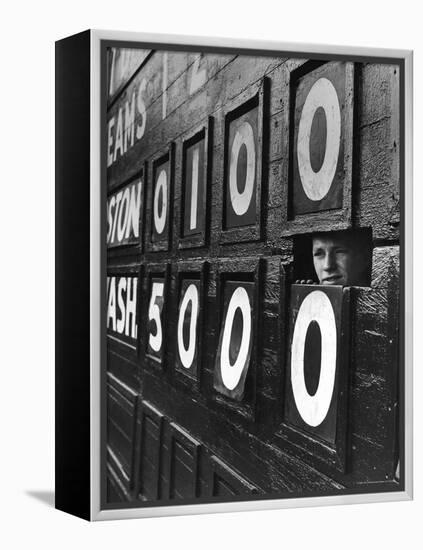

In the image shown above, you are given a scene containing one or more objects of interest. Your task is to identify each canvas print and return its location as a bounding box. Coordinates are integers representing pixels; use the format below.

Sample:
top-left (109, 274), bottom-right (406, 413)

top-left (103, 44), bottom-right (402, 508)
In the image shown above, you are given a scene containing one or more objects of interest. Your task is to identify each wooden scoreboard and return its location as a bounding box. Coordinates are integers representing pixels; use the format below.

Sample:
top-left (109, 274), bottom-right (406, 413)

top-left (105, 46), bottom-right (401, 504)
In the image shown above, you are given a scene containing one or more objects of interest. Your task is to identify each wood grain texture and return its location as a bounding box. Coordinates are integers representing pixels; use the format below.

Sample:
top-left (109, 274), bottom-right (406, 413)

top-left (106, 373), bottom-right (139, 500)
top-left (107, 47), bottom-right (151, 105)
top-left (354, 64), bottom-right (400, 240)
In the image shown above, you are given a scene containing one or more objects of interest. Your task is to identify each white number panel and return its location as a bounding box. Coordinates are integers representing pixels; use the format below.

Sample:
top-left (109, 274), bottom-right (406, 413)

top-left (225, 107), bottom-right (259, 229)
top-left (292, 62), bottom-right (353, 216)
top-left (182, 133), bottom-right (206, 241)
top-left (219, 83), bottom-right (267, 244)
top-left (146, 277), bottom-right (166, 363)
top-left (285, 284), bottom-right (350, 449)
top-left (148, 148), bottom-right (174, 252)
top-left (176, 279), bottom-right (201, 380)
top-left (214, 281), bottom-right (255, 401)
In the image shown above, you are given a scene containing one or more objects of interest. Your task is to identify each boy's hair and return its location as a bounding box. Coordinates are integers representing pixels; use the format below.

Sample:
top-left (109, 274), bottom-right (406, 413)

top-left (312, 229), bottom-right (368, 251)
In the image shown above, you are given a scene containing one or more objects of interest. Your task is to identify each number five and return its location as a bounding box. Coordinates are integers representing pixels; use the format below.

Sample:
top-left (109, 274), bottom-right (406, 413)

top-left (148, 282), bottom-right (164, 352)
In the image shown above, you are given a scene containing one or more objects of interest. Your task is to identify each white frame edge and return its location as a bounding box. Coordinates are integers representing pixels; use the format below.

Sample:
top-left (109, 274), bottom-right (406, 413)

top-left (89, 29), bottom-right (413, 521)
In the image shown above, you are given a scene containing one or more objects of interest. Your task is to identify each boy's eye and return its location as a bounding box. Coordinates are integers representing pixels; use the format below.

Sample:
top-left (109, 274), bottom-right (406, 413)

top-left (313, 250), bottom-right (324, 257)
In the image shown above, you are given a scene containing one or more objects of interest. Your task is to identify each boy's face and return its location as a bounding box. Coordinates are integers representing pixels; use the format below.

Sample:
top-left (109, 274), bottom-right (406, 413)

top-left (312, 235), bottom-right (363, 286)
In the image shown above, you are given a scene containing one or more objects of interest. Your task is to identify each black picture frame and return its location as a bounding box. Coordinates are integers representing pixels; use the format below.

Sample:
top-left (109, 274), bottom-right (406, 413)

top-left (212, 257), bottom-right (263, 421)
top-left (146, 144), bottom-right (175, 253)
top-left (219, 78), bottom-right (269, 245)
top-left (177, 120), bottom-right (213, 250)
top-left (140, 262), bottom-right (172, 371)
top-left (55, 29), bottom-right (412, 522)
top-left (278, 284), bottom-right (351, 474)
top-left (173, 260), bottom-right (208, 388)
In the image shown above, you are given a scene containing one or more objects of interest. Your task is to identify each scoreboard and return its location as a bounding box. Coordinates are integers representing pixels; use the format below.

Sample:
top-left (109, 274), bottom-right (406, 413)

top-left (105, 47), bottom-right (400, 503)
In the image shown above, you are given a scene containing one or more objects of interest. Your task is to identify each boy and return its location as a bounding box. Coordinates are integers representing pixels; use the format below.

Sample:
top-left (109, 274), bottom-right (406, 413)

top-left (297, 230), bottom-right (371, 287)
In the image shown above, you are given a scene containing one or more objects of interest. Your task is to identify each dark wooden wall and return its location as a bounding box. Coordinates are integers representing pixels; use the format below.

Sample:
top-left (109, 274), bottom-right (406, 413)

top-left (105, 47), bottom-right (400, 504)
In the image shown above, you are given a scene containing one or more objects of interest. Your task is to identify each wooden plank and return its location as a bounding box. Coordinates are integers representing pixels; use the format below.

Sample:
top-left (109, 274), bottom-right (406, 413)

top-left (106, 347), bottom-right (139, 390)
top-left (355, 63), bottom-right (400, 239)
top-left (137, 401), bottom-right (164, 501)
top-left (348, 275), bottom-right (399, 481)
top-left (106, 374), bottom-right (139, 488)
top-left (141, 360), bottom-right (343, 492)
top-left (166, 423), bottom-right (201, 500)
top-left (107, 450), bottom-right (132, 503)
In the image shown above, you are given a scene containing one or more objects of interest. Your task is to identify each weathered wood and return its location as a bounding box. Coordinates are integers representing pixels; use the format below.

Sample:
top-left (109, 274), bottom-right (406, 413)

top-left (106, 374), bottom-right (138, 496)
top-left (107, 52), bottom-right (236, 187)
top-left (136, 401), bottom-right (164, 501)
top-left (372, 246), bottom-right (400, 289)
top-left (108, 47), bottom-right (151, 104)
top-left (105, 50), bottom-right (401, 502)
top-left (106, 54), bottom-right (287, 190)
top-left (355, 64), bottom-right (400, 239)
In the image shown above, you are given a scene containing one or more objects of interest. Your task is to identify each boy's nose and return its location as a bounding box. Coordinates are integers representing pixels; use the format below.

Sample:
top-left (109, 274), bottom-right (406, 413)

top-left (323, 252), bottom-right (336, 270)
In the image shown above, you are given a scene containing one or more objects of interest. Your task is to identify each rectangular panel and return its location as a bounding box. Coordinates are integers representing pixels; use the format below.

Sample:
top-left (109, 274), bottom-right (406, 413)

top-left (142, 263), bottom-right (171, 371)
top-left (138, 401), bottom-right (164, 501)
top-left (213, 280), bottom-right (255, 401)
top-left (106, 373), bottom-right (139, 494)
top-left (175, 278), bottom-right (201, 380)
top-left (283, 284), bottom-right (350, 471)
top-left (186, 144), bottom-right (204, 235)
top-left (225, 107), bottom-right (258, 228)
top-left (107, 176), bottom-right (144, 248)
top-left (211, 259), bottom-right (262, 422)
top-left (107, 448), bottom-right (132, 503)
top-left (147, 146), bottom-right (174, 252)
top-left (167, 423), bottom-right (201, 500)
top-left (146, 277), bottom-right (166, 362)
top-left (286, 61), bottom-right (354, 232)
top-left (220, 80), bottom-right (267, 244)
top-left (173, 261), bottom-right (208, 386)
top-left (183, 133), bottom-right (205, 237)
top-left (181, 129), bottom-right (208, 246)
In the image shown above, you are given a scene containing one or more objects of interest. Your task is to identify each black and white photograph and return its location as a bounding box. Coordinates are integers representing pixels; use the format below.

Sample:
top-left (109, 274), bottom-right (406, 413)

top-left (103, 40), bottom-right (405, 510)
top-left (2, 0), bottom-right (421, 544)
